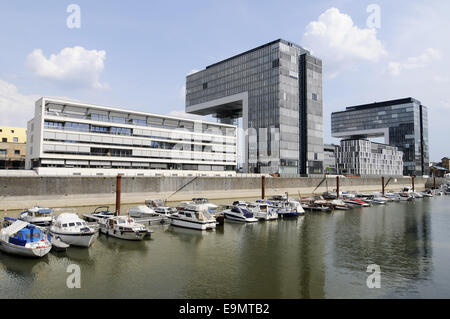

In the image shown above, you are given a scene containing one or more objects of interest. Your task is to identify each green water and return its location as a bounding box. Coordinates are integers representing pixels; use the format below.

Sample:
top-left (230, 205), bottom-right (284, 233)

top-left (1, 196), bottom-right (450, 298)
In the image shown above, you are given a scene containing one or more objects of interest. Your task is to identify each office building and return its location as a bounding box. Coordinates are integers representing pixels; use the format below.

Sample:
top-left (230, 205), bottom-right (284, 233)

top-left (0, 126), bottom-right (27, 169)
top-left (331, 97), bottom-right (429, 176)
top-left (323, 144), bottom-right (338, 175)
top-left (185, 39), bottom-right (323, 175)
top-left (336, 139), bottom-right (403, 176)
top-left (25, 98), bottom-right (237, 176)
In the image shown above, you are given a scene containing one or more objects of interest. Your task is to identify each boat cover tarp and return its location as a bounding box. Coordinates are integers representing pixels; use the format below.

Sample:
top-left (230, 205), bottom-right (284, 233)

top-left (1, 220), bottom-right (29, 237)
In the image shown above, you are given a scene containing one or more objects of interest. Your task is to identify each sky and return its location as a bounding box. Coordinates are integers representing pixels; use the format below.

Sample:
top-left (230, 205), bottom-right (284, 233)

top-left (0, 0), bottom-right (449, 161)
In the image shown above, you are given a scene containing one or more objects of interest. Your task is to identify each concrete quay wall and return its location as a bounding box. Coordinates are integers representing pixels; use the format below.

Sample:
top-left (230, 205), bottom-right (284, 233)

top-left (0, 176), bottom-right (426, 210)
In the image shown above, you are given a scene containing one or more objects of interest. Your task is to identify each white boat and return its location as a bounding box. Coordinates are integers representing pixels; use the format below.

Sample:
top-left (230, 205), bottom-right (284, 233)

top-left (169, 204), bottom-right (217, 230)
top-left (145, 199), bottom-right (177, 216)
top-left (50, 213), bottom-right (97, 248)
top-left (247, 202), bottom-right (278, 221)
top-left (1, 218), bottom-right (52, 258)
top-left (128, 206), bottom-right (158, 218)
top-left (18, 206), bottom-right (54, 226)
top-left (92, 206), bottom-right (116, 219)
top-left (98, 216), bottom-right (149, 240)
top-left (330, 199), bottom-right (350, 210)
top-left (223, 206), bottom-right (258, 223)
top-left (192, 198), bottom-right (218, 212)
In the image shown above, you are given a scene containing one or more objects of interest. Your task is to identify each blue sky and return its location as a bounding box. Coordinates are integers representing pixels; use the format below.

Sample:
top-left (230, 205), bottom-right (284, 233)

top-left (0, 0), bottom-right (449, 161)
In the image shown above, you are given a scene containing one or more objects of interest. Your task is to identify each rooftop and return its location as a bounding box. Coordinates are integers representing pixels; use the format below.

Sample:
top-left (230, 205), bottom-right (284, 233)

top-left (332, 97), bottom-right (421, 114)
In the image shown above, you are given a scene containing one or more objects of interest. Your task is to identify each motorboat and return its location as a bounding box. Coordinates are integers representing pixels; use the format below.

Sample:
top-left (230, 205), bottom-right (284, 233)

top-left (145, 199), bottom-right (177, 216)
top-left (397, 192), bottom-right (414, 201)
top-left (420, 190), bottom-right (434, 197)
top-left (343, 198), bottom-right (370, 207)
top-left (18, 206), bottom-right (54, 226)
top-left (98, 216), bottom-right (149, 240)
top-left (372, 197), bottom-right (387, 205)
top-left (330, 199), bottom-right (350, 210)
top-left (192, 198), bottom-right (218, 213)
top-left (384, 192), bottom-right (401, 201)
top-left (128, 206), bottom-right (158, 218)
top-left (92, 206), bottom-right (115, 219)
top-left (223, 206), bottom-right (258, 223)
top-left (232, 201), bottom-right (249, 208)
top-left (411, 192), bottom-right (424, 199)
top-left (169, 204), bottom-right (217, 230)
top-left (1, 217), bottom-right (52, 258)
top-left (246, 202), bottom-right (278, 221)
top-left (50, 213), bottom-right (97, 248)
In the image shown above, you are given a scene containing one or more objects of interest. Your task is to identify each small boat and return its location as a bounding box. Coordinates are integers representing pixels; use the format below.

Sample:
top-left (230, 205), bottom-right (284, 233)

top-left (98, 216), bottom-right (149, 240)
top-left (92, 206), bottom-right (115, 219)
top-left (169, 204), bottom-right (217, 230)
top-left (18, 206), bottom-right (54, 226)
top-left (330, 199), bottom-right (350, 210)
top-left (50, 213), bottom-right (97, 248)
top-left (145, 199), bottom-right (177, 216)
top-left (128, 206), bottom-right (158, 218)
top-left (343, 198), bottom-right (370, 207)
top-left (247, 202), bottom-right (278, 221)
top-left (397, 192), bottom-right (414, 201)
top-left (372, 197), bottom-right (387, 205)
top-left (192, 198), bottom-right (218, 213)
top-left (1, 218), bottom-right (52, 258)
top-left (223, 206), bottom-right (258, 223)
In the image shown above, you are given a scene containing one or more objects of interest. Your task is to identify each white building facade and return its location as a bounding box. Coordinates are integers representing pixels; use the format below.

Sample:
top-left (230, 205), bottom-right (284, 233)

top-left (25, 98), bottom-right (237, 176)
top-left (336, 139), bottom-right (403, 176)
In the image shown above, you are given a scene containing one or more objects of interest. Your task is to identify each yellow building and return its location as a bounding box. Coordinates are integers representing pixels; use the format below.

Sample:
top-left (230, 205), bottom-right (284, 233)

top-left (0, 126), bottom-right (27, 169)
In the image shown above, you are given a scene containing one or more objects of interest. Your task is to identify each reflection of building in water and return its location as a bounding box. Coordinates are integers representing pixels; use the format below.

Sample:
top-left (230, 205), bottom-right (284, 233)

top-left (332, 201), bottom-right (432, 282)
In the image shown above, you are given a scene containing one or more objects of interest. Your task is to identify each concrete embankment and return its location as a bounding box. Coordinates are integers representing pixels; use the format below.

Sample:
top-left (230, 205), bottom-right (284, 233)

top-left (0, 176), bottom-right (426, 210)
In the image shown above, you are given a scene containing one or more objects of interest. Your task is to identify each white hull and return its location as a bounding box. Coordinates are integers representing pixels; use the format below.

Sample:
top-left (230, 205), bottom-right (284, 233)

top-left (255, 213), bottom-right (278, 221)
top-left (51, 232), bottom-right (97, 247)
top-left (99, 226), bottom-right (146, 240)
top-left (169, 217), bottom-right (216, 230)
top-left (19, 216), bottom-right (52, 226)
top-left (0, 241), bottom-right (51, 258)
top-left (224, 213), bottom-right (258, 223)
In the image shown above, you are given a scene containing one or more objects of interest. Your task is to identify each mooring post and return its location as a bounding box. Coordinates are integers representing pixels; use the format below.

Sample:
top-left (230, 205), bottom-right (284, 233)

top-left (433, 168), bottom-right (436, 189)
top-left (382, 176), bottom-right (385, 195)
top-left (336, 176), bottom-right (340, 199)
top-left (116, 174), bottom-right (122, 216)
top-left (412, 176), bottom-right (415, 192)
top-left (261, 175), bottom-right (266, 199)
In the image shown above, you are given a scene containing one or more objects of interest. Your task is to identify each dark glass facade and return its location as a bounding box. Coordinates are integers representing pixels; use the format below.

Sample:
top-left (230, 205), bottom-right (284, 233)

top-left (185, 39), bottom-right (323, 175)
top-left (331, 97), bottom-right (430, 176)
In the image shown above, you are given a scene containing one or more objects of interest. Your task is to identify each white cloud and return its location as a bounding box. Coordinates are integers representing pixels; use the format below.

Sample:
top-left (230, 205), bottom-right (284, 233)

top-left (179, 85), bottom-right (186, 100)
top-left (187, 69), bottom-right (200, 76)
top-left (26, 46), bottom-right (108, 89)
top-left (302, 8), bottom-right (387, 77)
top-left (388, 48), bottom-right (443, 76)
top-left (0, 80), bottom-right (39, 127)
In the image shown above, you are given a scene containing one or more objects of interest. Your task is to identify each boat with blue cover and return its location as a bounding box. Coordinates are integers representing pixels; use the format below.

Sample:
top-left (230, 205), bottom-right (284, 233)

top-left (0, 217), bottom-right (52, 258)
top-left (223, 206), bottom-right (258, 223)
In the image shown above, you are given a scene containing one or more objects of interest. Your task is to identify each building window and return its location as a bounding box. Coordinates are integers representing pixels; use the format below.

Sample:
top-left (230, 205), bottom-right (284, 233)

top-left (13, 137), bottom-right (18, 143)
top-left (11, 130), bottom-right (14, 133)
top-left (0, 149), bottom-right (6, 155)
top-left (203, 82), bottom-right (208, 90)
top-left (2, 138), bottom-right (6, 142)
top-left (14, 150), bottom-right (20, 155)
top-left (312, 93), bottom-right (318, 101)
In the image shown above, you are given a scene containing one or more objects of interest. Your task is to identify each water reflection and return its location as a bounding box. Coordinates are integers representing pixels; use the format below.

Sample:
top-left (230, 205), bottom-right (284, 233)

top-left (2, 197), bottom-right (450, 298)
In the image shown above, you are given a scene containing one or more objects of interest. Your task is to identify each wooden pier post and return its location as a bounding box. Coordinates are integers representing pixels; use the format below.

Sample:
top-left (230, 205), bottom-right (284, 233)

top-left (116, 174), bottom-right (122, 216)
top-left (382, 176), bottom-right (385, 195)
top-left (433, 168), bottom-right (437, 189)
top-left (261, 175), bottom-right (266, 200)
top-left (336, 176), bottom-right (340, 199)
top-left (412, 176), bottom-right (415, 192)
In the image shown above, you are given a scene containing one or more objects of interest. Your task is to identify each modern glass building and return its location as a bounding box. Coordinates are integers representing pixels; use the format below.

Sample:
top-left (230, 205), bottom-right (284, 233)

top-left (336, 139), bottom-right (403, 176)
top-left (185, 39), bottom-right (323, 176)
top-left (331, 97), bottom-right (429, 176)
top-left (25, 98), bottom-right (237, 176)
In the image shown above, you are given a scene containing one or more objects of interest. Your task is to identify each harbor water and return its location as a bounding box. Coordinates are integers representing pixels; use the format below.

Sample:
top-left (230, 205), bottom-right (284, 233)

top-left (1, 196), bottom-right (450, 298)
